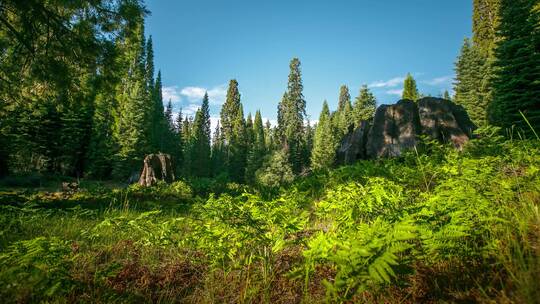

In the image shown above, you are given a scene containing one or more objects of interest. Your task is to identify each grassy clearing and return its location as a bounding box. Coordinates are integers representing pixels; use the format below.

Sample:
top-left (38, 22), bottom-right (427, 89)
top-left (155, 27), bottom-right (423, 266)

top-left (0, 130), bottom-right (539, 303)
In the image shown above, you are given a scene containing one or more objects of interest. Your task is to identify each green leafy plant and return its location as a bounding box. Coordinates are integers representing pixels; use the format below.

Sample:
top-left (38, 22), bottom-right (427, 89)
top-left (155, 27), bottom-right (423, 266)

top-left (0, 237), bottom-right (74, 301)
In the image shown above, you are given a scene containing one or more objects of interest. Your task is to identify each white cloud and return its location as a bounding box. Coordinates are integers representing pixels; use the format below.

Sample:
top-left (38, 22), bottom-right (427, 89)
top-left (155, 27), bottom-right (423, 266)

top-left (180, 86), bottom-right (206, 100)
top-left (207, 85), bottom-right (228, 105)
top-left (369, 77), bottom-right (405, 88)
top-left (162, 84), bottom-right (228, 109)
top-left (180, 84), bottom-right (227, 105)
top-left (386, 89), bottom-right (403, 96)
top-left (162, 86), bottom-right (181, 103)
top-left (423, 75), bottom-right (453, 86)
top-left (183, 103), bottom-right (201, 116)
top-left (262, 117), bottom-right (277, 127)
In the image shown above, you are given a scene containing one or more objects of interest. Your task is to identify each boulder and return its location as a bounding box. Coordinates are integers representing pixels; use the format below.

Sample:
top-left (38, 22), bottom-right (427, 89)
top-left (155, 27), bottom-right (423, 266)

top-left (450, 102), bottom-right (476, 137)
top-left (417, 97), bottom-right (476, 149)
top-left (336, 121), bottom-right (371, 165)
top-left (138, 153), bottom-right (175, 187)
top-left (336, 97), bottom-right (476, 164)
top-left (366, 99), bottom-right (421, 158)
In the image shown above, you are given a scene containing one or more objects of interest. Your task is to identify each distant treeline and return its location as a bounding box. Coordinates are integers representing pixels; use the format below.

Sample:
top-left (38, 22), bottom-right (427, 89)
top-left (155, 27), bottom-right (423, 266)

top-left (0, 0), bottom-right (538, 182)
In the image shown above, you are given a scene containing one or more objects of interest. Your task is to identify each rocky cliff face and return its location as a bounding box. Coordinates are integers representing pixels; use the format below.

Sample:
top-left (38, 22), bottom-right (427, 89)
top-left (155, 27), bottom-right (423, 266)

top-left (337, 97), bottom-right (476, 165)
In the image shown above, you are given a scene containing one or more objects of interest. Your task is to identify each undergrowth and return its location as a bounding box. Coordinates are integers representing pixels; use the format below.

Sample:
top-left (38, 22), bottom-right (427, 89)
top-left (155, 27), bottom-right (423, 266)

top-left (0, 129), bottom-right (539, 303)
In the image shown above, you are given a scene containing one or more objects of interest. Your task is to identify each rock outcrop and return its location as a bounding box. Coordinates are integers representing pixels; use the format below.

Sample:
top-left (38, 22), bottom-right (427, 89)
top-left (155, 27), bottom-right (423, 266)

top-left (138, 153), bottom-right (175, 186)
top-left (366, 99), bottom-right (421, 158)
top-left (418, 97), bottom-right (475, 148)
top-left (336, 121), bottom-right (370, 164)
top-left (337, 97), bottom-right (476, 165)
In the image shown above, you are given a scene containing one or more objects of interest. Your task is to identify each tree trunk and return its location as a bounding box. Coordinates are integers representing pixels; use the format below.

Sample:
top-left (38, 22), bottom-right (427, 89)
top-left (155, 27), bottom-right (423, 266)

top-left (138, 153), bottom-right (175, 186)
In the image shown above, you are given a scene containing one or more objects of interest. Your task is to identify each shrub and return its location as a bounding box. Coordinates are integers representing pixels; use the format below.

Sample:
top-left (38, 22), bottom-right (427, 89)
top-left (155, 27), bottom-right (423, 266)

top-left (256, 149), bottom-right (295, 189)
top-left (126, 180), bottom-right (193, 201)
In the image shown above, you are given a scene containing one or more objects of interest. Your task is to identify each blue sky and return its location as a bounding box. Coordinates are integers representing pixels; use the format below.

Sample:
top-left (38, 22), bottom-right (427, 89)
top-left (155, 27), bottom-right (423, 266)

top-left (145, 0), bottom-right (472, 125)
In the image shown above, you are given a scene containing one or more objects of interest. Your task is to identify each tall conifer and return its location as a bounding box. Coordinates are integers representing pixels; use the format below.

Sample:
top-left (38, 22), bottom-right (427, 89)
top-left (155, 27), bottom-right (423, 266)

top-left (336, 85), bottom-right (353, 135)
top-left (352, 85), bottom-right (377, 125)
top-left (278, 58), bottom-right (307, 173)
top-left (113, 18), bottom-right (152, 177)
top-left (220, 79), bottom-right (248, 179)
top-left (490, 0), bottom-right (540, 133)
top-left (190, 93), bottom-right (211, 177)
top-left (402, 73), bottom-right (419, 101)
top-left (454, 38), bottom-right (490, 126)
top-left (311, 101), bottom-right (337, 170)
top-left (229, 104), bottom-right (247, 182)
top-left (246, 110), bottom-right (266, 183)
top-left (211, 121), bottom-right (226, 177)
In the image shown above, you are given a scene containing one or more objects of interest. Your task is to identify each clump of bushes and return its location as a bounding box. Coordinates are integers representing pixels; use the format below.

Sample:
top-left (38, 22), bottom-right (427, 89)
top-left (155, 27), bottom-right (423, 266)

top-left (126, 180), bottom-right (193, 201)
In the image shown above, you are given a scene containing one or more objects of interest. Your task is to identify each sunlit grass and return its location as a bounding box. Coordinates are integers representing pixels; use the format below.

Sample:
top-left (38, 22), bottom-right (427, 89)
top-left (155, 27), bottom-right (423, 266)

top-left (0, 130), bottom-right (539, 303)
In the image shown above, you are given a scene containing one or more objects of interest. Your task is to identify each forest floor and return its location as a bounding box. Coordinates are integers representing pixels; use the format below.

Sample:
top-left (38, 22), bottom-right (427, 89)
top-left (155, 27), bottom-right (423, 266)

top-left (0, 132), bottom-right (539, 303)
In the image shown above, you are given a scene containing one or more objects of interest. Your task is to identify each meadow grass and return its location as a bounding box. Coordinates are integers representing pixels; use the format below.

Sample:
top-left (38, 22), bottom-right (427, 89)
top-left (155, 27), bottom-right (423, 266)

top-left (0, 131), bottom-right (539, 303)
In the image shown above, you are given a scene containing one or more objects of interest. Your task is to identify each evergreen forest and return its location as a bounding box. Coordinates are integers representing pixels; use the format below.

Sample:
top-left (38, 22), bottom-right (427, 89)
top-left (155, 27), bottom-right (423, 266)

top-left (0, 0), bottom-right (539, 302)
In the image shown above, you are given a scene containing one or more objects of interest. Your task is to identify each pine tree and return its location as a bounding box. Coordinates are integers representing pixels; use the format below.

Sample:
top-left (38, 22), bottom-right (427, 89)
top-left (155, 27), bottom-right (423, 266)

top-left (0, 0), bottom-right (148, 177)
top-left (190, 93), bottom-right (211, 177)
top-left (174, 108), bottom-right (184, 173)
top-left (221, 79), bottom-right (242, 145)
top-left (175, 108), bottom-right (183, 133)
top-left (352, 85), bottom-right (377, 125)
top-left (402, 73), bottom-right (419, 101)
top-left (35, 102), bottom-right (63, 173)
top-left (338, 85), bottom-right (351, 113)
top-left (145, 36), bottom-right (155, 91)
top-left (113, 18), bottom-right (153, 178)
top-left (264, 119), bottom-right (274, 151)
top-left (303, 120), bottom-right (315, 168)
top-left (253, 111), bottom-right (266, 155)
top-left (473, 0), bottom-right (501, 58)
top-left (454, 38), bottom-right (490, 126)
top-left (336, 85), bottom-right (353, 135)
top-left (276, 92), bottom-right (287, 141)
top-left (490, 0), bottom-right (540, 133)
top-left (182, 116), bottom-right (193, 141)
top-left (443, 90), bottom-right (451, 101)
top-left (278, 58), bottom-right (307, 173)
top-left (220, 79), bottom-right (248, 179)
top-left (114, 78), bottom-right (150, 177)
top-left (85, 40), bottom-right (120, 178)
top-left (229, 104), bottom-right (247, 182)
top-left (59, 76), bottom-right (94, 176)
top-left (164, 100), bottom-right (174, 132)
top-left (246, 112), bottom-right (254, 149)
top-left (256, 148), bottom-right (294, 188)
top-left (461, 0), bottom-right (500, 127)
top-left (311, 101), bottom-right (337, 170)
top-left (152, 71), bottom-right (168, 151)
top-left (181, 115), bottom-right (193, 177)
top-left (162, 99), bottom-right (178, 157)
top-left (87, 92), bottom-right (116, 178)
top-left (211, 121), bottom-right (226, 177)
top-left (246, 110), bottom-right (266, 183)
